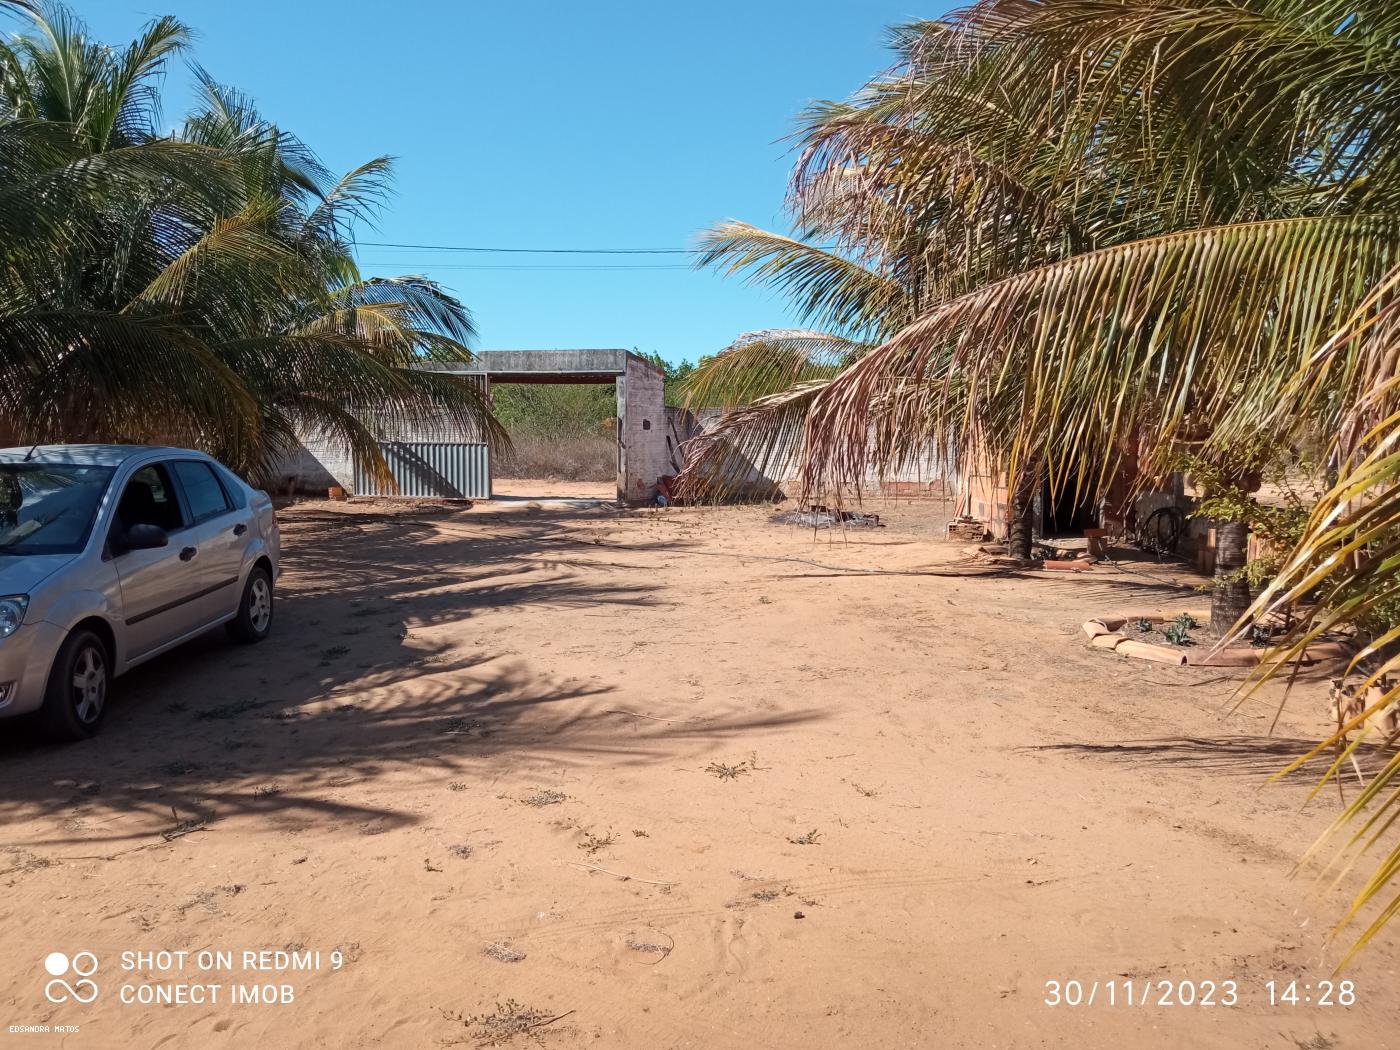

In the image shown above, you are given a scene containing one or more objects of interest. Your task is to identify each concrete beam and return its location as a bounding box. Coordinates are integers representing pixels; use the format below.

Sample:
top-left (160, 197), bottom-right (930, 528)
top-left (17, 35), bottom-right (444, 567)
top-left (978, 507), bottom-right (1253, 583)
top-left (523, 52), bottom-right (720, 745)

top-left (417, 349), bottom-right (630, 379)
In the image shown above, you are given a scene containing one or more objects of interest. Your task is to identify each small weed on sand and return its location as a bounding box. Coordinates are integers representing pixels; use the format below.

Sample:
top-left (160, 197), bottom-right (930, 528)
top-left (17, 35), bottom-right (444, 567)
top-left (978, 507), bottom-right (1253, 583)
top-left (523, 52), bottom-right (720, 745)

top-left (788, 829), bottom-right (822, 846)
top-left (624, 933), bottom-right (672, 958)
top-left (521, 789), bottom-right (567, 807)
top-left (444, 999), bottom-right (570, 1045)
top-left (0, 848), bottom-right (51, 876)
top-left (200, 698), bottom-right (270, 720)
top-left (578, 830), bottom-right (616, 855)
top-left (705, 761), bottom-right (749, 780)
top-left (481, 942), bottom-right (525, 963)
top-left (318, 645), bottom-right (350, 666)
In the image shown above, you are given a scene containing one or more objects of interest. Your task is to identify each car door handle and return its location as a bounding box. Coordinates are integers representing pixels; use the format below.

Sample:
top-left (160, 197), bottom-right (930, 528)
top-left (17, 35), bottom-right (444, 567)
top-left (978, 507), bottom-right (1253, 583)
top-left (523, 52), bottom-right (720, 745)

top-left (179, 546), bottom-right (198, 562)
top-left (233, 523), bottom-right (247, 536)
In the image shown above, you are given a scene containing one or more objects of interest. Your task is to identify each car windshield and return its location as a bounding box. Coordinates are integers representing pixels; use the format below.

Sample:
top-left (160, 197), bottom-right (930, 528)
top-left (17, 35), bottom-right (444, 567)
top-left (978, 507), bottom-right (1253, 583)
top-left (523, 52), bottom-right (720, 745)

top-left (0, 463), bottom-right (116, 556)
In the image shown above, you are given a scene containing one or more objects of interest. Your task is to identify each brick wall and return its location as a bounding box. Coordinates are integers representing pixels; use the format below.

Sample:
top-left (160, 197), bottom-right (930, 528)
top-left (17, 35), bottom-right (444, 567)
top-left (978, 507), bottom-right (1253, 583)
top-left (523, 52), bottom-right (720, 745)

top-left (617, 356), bottom-right (668, 503)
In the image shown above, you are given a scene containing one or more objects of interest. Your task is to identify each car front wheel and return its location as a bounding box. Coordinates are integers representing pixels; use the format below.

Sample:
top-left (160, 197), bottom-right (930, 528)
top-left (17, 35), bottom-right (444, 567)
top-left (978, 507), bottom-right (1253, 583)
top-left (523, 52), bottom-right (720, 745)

top-left (226, 565), bottom-right (274, 643)
top-left (40, 628), bottom-right (110, 741)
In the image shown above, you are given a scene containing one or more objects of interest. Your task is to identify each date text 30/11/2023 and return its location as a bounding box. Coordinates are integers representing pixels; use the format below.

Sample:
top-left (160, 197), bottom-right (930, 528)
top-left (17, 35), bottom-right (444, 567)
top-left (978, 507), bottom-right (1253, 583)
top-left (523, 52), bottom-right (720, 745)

top-left (1043, 979), bottom-right (1357, 1008)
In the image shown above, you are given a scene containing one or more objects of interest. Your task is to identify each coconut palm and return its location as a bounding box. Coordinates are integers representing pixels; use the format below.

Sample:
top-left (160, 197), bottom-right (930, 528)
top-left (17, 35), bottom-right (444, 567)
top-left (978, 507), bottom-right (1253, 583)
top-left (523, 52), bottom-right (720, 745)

top-left (689, 1), bottom-right (1400, 612)
top-left (0, 1), bottom-right (502, 480)
top-left (687, 0), bottom-right (1400, 953)
top-left (1228, 271), bottom-right (1400, 965)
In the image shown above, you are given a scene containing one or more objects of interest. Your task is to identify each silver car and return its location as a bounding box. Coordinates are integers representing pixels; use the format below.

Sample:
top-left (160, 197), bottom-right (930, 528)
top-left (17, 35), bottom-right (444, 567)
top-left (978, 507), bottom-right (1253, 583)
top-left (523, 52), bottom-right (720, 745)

top-left (0, 445), bottom-right (280, 740)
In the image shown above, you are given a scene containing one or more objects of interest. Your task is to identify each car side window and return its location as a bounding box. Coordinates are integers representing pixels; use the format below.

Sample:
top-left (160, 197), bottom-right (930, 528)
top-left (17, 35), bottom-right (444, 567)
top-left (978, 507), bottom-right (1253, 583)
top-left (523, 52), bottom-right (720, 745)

top-left (172, 461), bottom-right (232, 525)
top-left (213, 463), bottom-right (248, 509)
top-left (115, 465), bottom-right (185, 535)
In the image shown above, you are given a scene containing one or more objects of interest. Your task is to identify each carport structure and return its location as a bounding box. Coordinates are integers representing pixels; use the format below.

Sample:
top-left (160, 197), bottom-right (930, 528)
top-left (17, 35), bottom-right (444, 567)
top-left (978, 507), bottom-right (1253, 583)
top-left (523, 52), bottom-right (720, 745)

top-left (350, 349), bottom-right (670, 504)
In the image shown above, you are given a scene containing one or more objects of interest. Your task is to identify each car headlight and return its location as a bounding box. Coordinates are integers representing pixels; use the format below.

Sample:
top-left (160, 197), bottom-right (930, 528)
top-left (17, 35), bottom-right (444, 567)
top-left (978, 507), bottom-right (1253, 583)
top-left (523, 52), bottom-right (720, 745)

top-left (0, 595), bottom-right (28, 639)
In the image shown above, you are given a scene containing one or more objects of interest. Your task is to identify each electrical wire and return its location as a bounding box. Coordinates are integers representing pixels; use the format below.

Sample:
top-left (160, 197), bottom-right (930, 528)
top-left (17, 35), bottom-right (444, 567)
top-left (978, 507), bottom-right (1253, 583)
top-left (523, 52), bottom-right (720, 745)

top-left (357, 241), bottom-right (703, 254)
top-left (355, 241), bottom-right (837, 254)
top-left (358, 261), bottom-right (694, 271)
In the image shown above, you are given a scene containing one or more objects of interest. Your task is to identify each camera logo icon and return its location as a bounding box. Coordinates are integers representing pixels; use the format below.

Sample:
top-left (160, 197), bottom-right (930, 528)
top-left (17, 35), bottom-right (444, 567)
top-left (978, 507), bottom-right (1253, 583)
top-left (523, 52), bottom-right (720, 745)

top-left (43, 951), bottom-right (99, 1004)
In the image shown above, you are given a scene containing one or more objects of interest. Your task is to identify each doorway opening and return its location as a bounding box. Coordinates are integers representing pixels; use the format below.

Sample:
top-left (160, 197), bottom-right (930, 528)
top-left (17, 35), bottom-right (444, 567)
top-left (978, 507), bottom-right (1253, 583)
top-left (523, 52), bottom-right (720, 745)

top-left (1040, 472), bottom-right (1099, 537)
top-left (490, 381), bottom-right (618, 503)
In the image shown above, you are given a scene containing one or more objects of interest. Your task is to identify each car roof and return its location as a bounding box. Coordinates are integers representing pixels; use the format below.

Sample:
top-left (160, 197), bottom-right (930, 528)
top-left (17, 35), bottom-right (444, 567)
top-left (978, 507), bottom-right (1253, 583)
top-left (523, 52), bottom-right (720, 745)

top-left (0, 444), bottom-right (206, 467)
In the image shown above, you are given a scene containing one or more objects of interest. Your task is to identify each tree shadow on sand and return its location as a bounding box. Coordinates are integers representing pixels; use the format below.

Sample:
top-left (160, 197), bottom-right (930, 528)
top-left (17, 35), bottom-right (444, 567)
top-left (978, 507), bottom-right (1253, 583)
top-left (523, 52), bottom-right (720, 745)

top-left (0, 505), bottom-right (823, 852)
top-left (1024, 735), bottom-right (1393, 780)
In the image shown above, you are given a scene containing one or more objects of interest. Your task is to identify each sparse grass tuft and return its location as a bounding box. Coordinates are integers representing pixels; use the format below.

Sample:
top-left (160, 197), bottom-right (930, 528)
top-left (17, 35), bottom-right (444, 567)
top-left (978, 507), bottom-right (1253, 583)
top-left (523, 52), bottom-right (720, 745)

top-left (705, 761), bottom-right (749, 780)
top-left (578, 830), bottom-right (616, 855)
top-left (787, 829), bottom-right (822, 846)
top-left (521, 789), bottom-right (567, 807)
top-left (624, 934), bottom-right (672, 957)
top-left (198, 698), bottom-right (268, 720)
top-left (319, 645), bottom-right (350, 666)
top-left (444, 999), bottom-right (567, 1045)
top-left (481, 942), bottom-right (525, 963)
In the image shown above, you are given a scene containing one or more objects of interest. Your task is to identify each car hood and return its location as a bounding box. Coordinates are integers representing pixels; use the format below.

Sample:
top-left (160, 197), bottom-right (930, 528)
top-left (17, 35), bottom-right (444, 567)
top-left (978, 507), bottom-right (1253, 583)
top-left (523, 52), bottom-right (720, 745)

top-left (0, 553), bottom-right (75, 595)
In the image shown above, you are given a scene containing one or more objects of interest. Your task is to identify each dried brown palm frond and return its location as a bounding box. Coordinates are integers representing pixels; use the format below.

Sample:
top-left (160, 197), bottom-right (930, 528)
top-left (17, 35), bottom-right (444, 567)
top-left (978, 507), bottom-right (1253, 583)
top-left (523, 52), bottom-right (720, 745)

top-left (680, 330), bottom-right (867, 409)
top-left (674, 381), bottom-right (829, 506)
top-left (802, 214), bottom-right (1400, 502)
top-left (674, 331), bottom-right (868, 504)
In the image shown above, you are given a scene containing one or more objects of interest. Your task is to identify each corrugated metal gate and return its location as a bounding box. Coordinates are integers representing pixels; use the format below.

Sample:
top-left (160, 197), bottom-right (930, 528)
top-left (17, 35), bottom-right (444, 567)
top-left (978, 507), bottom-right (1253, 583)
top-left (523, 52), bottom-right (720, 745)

top-left (354, 441), bottom-right (491, 499)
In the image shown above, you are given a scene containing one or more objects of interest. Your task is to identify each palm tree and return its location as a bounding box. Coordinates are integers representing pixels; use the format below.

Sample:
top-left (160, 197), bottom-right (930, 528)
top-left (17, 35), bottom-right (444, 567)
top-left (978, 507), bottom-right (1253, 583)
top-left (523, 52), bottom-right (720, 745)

top-left (687, 0), bottom-right (1400, 952)
top-left (1230, 269), bottom-right (1400, 965)
top-left (0, 1), bottom-right (501, 481)
top-left (689, 1), bottom-right (1400, 614)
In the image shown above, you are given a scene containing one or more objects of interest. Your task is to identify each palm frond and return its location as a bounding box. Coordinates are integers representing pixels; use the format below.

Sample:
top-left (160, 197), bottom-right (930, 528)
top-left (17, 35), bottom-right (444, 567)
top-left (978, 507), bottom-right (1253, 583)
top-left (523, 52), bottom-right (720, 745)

top-left (803, 214), bottom-right (1400, 499)
top-left (674, 381), bottom-right (829, 505)
top-left (695, 221), bottom-right (908, 338)
top-left (681, 329), bottom-right (867, 409)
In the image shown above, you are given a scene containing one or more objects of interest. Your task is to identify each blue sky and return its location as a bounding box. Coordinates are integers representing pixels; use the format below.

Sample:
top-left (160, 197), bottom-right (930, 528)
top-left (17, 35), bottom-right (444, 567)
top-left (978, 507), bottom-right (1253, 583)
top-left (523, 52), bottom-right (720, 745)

top-left (77, 1), bottom-right (929, 365)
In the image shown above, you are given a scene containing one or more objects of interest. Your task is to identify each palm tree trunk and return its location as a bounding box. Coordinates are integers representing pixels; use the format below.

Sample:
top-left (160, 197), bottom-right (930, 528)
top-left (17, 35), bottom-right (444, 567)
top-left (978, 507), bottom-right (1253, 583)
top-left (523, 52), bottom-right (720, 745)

top-left (1006, 471), bottom-right (1037, 562)
top-left (1210, 520), bottom-right (1251, 637)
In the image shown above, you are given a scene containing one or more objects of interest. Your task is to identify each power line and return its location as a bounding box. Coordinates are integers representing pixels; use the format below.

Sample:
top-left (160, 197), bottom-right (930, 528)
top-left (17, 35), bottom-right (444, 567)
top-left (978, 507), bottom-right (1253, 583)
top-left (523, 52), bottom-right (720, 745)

top-left (358, 261), bottom-right (694, 271)
top-left (357, 241), bottom-right (703, 254)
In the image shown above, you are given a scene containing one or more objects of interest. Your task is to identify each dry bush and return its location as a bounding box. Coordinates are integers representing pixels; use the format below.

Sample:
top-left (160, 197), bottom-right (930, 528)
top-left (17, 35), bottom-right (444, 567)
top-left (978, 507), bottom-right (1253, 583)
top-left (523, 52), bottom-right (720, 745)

top-left (494, 433), bottom-right (615, 481)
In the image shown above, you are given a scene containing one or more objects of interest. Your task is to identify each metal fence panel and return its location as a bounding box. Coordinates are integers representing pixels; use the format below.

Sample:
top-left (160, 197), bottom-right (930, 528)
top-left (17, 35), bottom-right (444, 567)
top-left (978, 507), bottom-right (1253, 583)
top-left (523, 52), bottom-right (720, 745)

top-left (354, 441), bottom-right (491, 499)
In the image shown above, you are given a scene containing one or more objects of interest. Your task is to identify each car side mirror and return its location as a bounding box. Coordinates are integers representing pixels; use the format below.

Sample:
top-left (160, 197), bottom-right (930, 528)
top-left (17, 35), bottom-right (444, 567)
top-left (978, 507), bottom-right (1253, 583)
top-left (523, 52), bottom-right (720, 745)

top-left (123, 523), bottom-right (169, 551)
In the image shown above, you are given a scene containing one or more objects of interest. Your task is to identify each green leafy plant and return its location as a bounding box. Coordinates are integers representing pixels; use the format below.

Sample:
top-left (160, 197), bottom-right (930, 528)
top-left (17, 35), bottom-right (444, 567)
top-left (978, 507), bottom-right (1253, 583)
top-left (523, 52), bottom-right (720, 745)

top-left (1172, 613), bottom-right (1198, 632)
top-left (1164, 622), bottom-right (1194, 647)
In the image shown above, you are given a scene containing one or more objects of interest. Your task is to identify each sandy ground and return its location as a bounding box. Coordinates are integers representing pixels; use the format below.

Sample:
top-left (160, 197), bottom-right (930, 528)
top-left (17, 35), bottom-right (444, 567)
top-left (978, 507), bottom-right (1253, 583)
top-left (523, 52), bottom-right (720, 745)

top-left (1, 491), bottom-right (1397, 1049)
